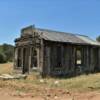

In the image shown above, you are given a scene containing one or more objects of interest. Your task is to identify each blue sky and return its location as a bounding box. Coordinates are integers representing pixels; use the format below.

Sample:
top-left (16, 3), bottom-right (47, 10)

top-left (0, 0), bottom-right (100, 45)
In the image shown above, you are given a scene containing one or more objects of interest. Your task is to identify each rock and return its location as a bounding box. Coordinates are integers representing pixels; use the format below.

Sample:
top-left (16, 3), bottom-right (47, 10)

top-left (54, 95), bottom-right (58, 99)
top-left (54, 81), bottom-right (59, 85)
top-left (0, 74), bottom-right (27, 80)
top-left (40, 79), bottom-right (44, 83)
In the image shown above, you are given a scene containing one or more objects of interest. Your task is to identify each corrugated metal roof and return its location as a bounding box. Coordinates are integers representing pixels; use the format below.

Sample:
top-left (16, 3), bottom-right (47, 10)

top-left (36, 28), bottom-right (100, 46)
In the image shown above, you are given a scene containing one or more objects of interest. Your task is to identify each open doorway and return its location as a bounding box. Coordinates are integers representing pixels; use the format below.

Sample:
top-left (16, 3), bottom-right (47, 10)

top-left (31, 47), bottom-right (37, 69)
top-left (17, 48), bottom-right (22, 67)
top-left (23, 48), bottom-right (29, 74)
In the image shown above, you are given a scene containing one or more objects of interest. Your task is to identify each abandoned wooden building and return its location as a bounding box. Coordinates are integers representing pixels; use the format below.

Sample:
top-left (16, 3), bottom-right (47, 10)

top-left (14, 25), bottom-right (100, 76)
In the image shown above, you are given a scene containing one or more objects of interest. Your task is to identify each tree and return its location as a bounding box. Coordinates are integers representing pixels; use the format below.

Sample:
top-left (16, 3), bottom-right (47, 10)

top-left (3, 43), bottom-right (14, 62)
top-left (0, 43), bottom-right (14, 63)
top-left (96, 35), bottom-right (100, 42)
top-left (0, 52), bottom-right (7, 63)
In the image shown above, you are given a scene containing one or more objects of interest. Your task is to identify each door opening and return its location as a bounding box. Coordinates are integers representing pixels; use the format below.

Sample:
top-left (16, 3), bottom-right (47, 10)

top-left (23, 48), bottom-right (29, 73)
top-left (31, 47), bottom-right (37, 69)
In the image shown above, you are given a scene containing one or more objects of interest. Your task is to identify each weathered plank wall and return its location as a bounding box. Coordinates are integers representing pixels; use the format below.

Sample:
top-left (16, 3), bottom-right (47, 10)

top-left (43, 40), bottom-right (100, 76)
top-left (15, 38), bottom-right (100, 77)
top-left (43, 41), bottom-right (76, 76)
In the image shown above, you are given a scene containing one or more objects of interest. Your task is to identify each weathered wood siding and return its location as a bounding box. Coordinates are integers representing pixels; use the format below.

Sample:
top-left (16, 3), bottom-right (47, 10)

top-left (42, 40), bottom-right (100, 76)
top-left (98, 48), bottom-right (100, 71)
top-left (43, 41), bottom-right (76, 76)
top-left (15, 38), bottom-right (100, 77)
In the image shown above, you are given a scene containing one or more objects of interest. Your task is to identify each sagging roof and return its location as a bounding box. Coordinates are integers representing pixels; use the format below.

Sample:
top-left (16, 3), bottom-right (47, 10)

top-left (20, 25), bottom-right (100, 46)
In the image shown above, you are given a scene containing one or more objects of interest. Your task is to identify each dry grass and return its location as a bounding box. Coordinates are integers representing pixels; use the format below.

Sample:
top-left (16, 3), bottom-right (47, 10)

top-left (0, 63), bottom-right (100, 94)
top-left (0, 62), bottom-right (13, 74)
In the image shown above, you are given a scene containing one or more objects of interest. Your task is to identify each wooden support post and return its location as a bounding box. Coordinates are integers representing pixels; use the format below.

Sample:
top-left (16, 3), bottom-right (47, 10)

top-left (61, 45), bottom-right (64, 69)
top-left (21, 48), bottom-right (23, 71)
top-left (98, 48), bottom-right (100, 71)
top-left (70, 46), bottom-right (75, 74)
top-left (86, 46), bottom-right (89, 71)
top-left (40, 39), bottom-right (44, 75)
top-left (63, 46), bottom-right (69, 73)
top-left (90, 47), bottom-right (94, 72)
top-left (37, 48), bottom-right (40, 70)
top-left (28, 47), bottom-right (32, 74)
top-left (45, 46), bottom-right (51, 75)
top-left (14, 47), bottom-right (18, 68)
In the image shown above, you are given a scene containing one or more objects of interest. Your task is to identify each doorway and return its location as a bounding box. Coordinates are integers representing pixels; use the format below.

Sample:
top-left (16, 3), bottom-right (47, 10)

top-left (23, 48), bottom-right (29, 74)
top-left (31, 47), bottom-right (37, 69)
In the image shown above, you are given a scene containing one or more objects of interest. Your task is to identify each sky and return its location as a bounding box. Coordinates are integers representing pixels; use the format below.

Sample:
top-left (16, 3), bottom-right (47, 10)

top-left (0, 0), bottom-right (100, 45)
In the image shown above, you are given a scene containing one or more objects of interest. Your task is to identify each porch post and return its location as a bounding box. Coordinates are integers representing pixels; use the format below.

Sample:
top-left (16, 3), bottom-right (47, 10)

top-left (40, 39), bottom-right (44, 76)
top-left (29, 46), bottom-right (32, 73)
top-left (97, 48), bottom-right (100, 71)
top-left (86, 46), bottom-right (89, 71)
top-left (36, 48), bottom-right (40, 70)
top-left (14, 47), bottom-right (18, 68)
top-left (21, 48), bottom-right (23, 72)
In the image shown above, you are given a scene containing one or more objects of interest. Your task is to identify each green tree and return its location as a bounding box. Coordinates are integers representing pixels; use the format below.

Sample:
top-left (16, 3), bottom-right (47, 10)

top-left (3, 43), bottom-right (14, 62)
top-left (0, 43), bottom-right (14, 63)
top-left (96, 35), bottom-right (100, 42)
top-left (0, 52), bottom-right (7, 63)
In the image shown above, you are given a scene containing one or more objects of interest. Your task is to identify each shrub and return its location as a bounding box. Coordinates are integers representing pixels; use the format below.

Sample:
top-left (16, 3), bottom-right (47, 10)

top-left (0, 43), bottom-right (14, 63)
top-left (0, 52), bottom-right (7, 63)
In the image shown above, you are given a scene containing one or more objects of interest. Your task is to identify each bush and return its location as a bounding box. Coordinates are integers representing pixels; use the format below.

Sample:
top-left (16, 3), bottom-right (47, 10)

top-left (0, 43), bottom-right (14, 63)
top-left (0, 53), bottom-right (7, 63)
top-left (96, 35), bottom-right (100, 42)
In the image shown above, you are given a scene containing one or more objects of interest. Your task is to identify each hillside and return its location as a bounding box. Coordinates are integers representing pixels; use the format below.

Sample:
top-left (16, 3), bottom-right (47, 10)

top-left (0, 44), bottom-right (14, 63)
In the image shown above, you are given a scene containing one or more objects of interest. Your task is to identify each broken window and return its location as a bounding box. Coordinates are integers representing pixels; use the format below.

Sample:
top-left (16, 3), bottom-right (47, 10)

top-left (76, 50), bottom-right (82, 64)
top-left (74, 47), bottom-right (83, 74)
top-left (76, 48), bottom-right (82, 65)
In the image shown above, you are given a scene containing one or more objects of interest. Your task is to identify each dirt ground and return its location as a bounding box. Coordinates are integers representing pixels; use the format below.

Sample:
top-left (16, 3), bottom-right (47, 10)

top-left (0, 88), bottom-right (100, 100)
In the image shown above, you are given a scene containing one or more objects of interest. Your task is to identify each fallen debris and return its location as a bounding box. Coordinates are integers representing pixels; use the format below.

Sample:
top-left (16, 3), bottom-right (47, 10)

top-left (39, 79), bottom-right (44, 83)
top-left (54, 80), bottom-right (59, 85)
top-left (0, 74), bottom-right (27, 80)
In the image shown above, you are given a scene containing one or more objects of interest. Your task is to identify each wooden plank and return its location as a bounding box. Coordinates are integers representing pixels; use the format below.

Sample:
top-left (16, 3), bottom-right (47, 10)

top-left (39, 39), bottom-right (44, 75)
top-left (28, 47), bottom-right (32, 73)
top-left (21, 48), bottom-right (23, 71)
top-left (14, 47), bottom-right (18, 68)
top-left (36, 48), bottom-right (40, 70)
top-left (44, 46), bottom-right (51, 75)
